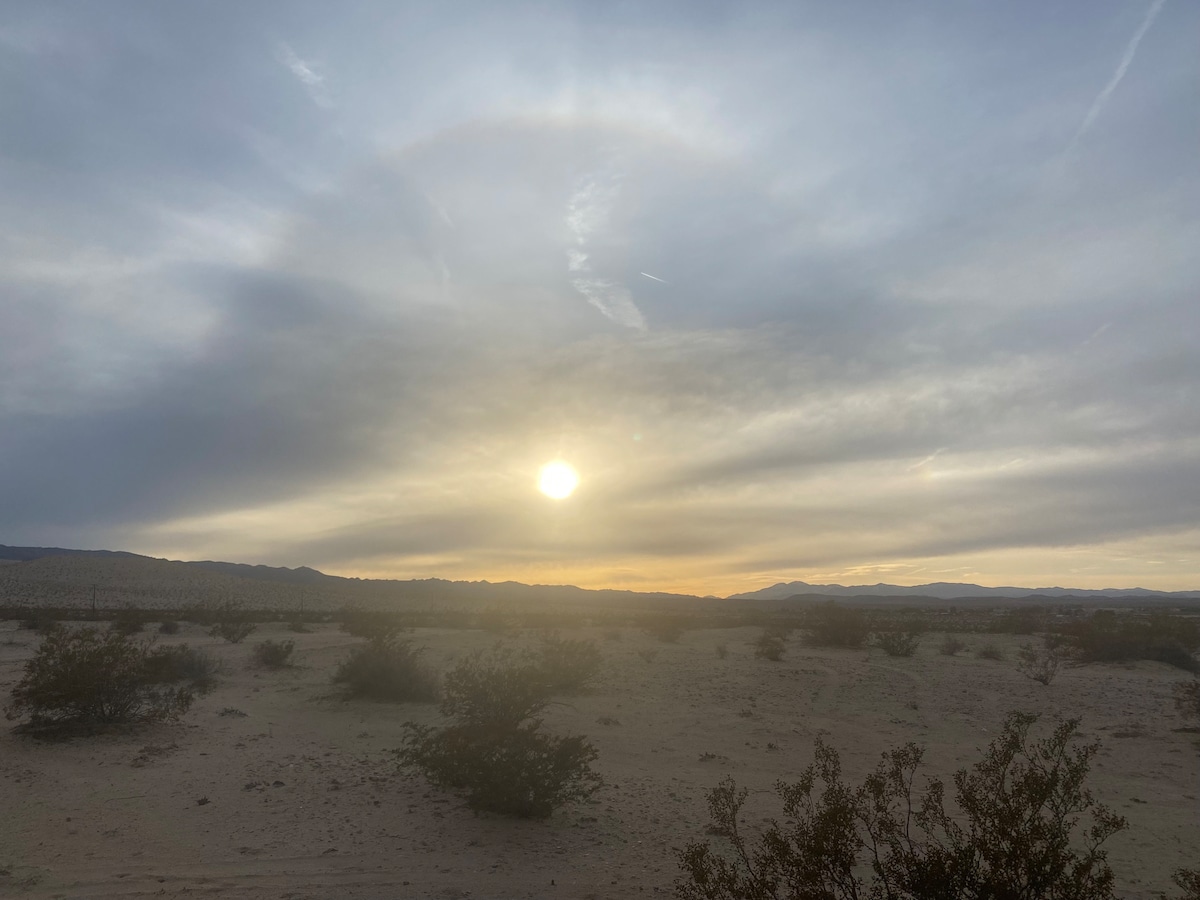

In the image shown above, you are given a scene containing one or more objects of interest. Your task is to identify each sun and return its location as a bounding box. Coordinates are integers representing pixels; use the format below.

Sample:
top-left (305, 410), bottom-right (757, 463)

top-left (538, 460), bottom-right (579, 499)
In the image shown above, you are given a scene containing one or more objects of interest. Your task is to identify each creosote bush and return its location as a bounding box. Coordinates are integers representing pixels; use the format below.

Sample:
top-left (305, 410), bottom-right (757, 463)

top-left (333, 637), bottom-right (438, 702)
top-left (1064, 611), bottom-right (1199, 672)
top-left (804, 602), bottom-right (869, 649)
top-left (396, 645), bottom-right (602, 819)
top-left (754, 631), bottom-right (786, 661)
top-left (939, 635), bottom-right (966, 656)
top-left (536, 633), bottom-right (602, 694)
top-left (5, 627), bottom-right (196, 729)
top-left (875, 630), bottom-right (921, 658)
top-left (111, 606), bottom-right (146, 635)
top-left (676, 711), bottom-right (1165, 900)
top-left (341, 606), bottom-right (408, 640)
top-left (158, 620), bottom-right (180, 635)
top-left (1017, 642), bottom-right (1061, 685)
top-left (207, 601), bottom-right (256, 643)
top-left (141, 643), bottom-right (220, 691)
top-left (253, 639), bottom-right (295, 668)
top-left (976, 642), bottom-right (1005, 661)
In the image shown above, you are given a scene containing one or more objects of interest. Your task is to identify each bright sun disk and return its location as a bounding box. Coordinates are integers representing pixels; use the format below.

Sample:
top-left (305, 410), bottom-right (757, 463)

top-left (538, 461), bottom-right (579, 499)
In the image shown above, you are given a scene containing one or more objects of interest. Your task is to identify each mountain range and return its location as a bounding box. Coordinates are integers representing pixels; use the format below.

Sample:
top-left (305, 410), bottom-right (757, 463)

top-left (2, 544), bottom-right (1198, 605)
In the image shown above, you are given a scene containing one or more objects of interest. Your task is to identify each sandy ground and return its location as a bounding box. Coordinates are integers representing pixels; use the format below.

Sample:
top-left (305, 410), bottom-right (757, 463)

top-left (1, 621), bottom-right (1197, 899)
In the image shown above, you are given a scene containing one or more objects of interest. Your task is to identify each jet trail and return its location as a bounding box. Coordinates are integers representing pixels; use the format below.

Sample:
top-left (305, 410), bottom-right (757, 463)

top-left (639, 272), bottom-right (667, 284)
top-left (1067, 0), bottom-right (1167, 152)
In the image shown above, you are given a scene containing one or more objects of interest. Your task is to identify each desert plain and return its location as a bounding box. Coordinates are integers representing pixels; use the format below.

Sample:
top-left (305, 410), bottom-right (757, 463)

top-left (2, 609), bottom-right (1198, 900)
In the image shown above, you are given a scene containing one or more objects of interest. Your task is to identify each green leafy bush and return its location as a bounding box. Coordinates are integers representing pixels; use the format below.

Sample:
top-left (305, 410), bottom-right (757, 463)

top-left (5, 627), bottom-right (195, 729)
top-left (804, 602), bottom-right (869, 649)
top-left (676, 711), bottom-right (1130, 900)
top-left (875, 630), bottom-right (921, 657)
top-left (396, 645), bottom-right (602, 819)
top-left (333, 637), bottom-right (438, 702)
top-left (253, 639), bottom-right (295, 668)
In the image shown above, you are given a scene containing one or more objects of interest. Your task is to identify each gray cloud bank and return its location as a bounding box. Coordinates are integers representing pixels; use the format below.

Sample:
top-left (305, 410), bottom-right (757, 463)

top-left (1, 2), bottom-right (1198, 590)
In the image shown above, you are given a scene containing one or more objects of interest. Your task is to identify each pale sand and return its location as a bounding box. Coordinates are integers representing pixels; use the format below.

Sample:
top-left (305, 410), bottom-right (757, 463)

top-left (2, 622), bottom-right (1197, 899)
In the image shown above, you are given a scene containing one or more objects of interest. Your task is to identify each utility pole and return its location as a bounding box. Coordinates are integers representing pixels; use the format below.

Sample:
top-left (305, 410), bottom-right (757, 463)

top-left (92, 584), bottom-right (97, 617)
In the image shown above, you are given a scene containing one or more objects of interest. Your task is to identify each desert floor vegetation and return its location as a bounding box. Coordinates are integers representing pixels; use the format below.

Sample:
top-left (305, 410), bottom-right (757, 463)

top-left (0, 616), bottom-right (1197, 897)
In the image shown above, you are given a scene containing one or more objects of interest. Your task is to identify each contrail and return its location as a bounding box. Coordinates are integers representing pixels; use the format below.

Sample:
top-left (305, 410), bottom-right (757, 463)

top-left (1067, 0), bottom-right (1167, 152)
top-left (639, 272), bottom-right (667, 284)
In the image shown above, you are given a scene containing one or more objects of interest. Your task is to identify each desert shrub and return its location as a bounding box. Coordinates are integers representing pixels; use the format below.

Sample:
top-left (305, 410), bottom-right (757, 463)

top-left (875, 630), bottom-right (921, 657)
top-left (207, 601), bottom-right (256, 643)
top-left (111, 606), bottom-right (146, 635)
top-left (1176, 678), bottom-right (1200, 723)
top-left (940, 634), bottom-right (966, 656)
top-left (158, 620), bottom-right (180, 635)
top-left (645, 617), bottom-right (688, 643)
top-left (141, 643), bottom-right (220, 691)
top-left (287, 620), bottom-right (310, 633)
top-left (638, 647), bottom-right (659, 663)
top-left (253, 639), bottom-right (295, 668)
top-left (537, 633), bottom-right (602, 694)
top-left (395, 645), bottom-right (602, 818)
top-left (991, 607), bottom-right (1044, 635)
top-left (715, 643), bottom-right (728, 659)
top-left (754, 631), bottom-right (786, 661)
top-left (805, 602), bottom-right (869, 649)
top-left (341, 607), bottom-right (407, 640)
top-left (1066, 611), bottom-right (1198, 672)
top-left (333, 637), bottom-right (438, 702)
top-left (976, 642), bottom-right (1005, 661)
top-left (19, 611), bottom-right (56, 633)
top-left (1018, 642), bottom-right (1061, 685)
top-left (676, 711), bottom-right (1129, 900)
top-left (5, 627), bottom-right (194, 728)
top-left (604, 629), bottom-right (623, 642)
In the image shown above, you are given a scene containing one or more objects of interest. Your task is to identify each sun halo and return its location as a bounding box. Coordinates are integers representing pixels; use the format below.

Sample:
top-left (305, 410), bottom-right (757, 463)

top-left (538, 460), bottom-right (580, 499)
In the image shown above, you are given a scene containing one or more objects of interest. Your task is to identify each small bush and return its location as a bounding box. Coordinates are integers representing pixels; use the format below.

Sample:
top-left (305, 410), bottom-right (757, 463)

top-left (715, 643), bottom-right (728, 659)
top-left (645, 617), bottom-right (688, 643)
top-left (111, 606), bottom-right (146, 635)
top-left (142, 644), bottom-right (220, 691)
top-left (976, 642), bottom-right (1005, 661)
top-left (341, 607), bottom-right (407, 640)
top-left (207, 601), bottom-right (256, 644)
top-left (537, 633), bottom-right (602, 694)
top-left (1017, 642), bottom-right (1060, 685)
top-left (6, 627), bottom-right (195, 728)
top-left (676, 711), bottom-right (1128, 900)
top-left (158, 620), bottom-right (180, 635)
top-left (753, 631), bottom-right (785, 661)
top-left (804, 602), bottom-right (869, 648)
top-left (395, 645), bottom-right (602, 818)
top-left (1176, 678), bottom-right (1200, 724)
top-left (20, 611), bottom-right (56, 634)
top-left (287, 620), bottom-right (310, 633)
top-left (940, 634), bottom-right (966, 656)
top-left (333, 637), bottom-right (438, 702)
top-left (253, 639), bottom-right (295, 668)
top-left (875, 630), bottom-right (920, 658)
top-left (1065, 611), bottom-right (1198, 672)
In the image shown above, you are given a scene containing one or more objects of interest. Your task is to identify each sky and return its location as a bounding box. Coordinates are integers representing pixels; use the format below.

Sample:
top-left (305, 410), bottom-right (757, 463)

top-left (2, 1), bottom-right (1198, 596)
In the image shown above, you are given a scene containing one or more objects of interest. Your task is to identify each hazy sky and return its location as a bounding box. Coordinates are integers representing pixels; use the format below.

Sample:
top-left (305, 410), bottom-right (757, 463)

top-left (3, 1), bottom-right (1198, 595)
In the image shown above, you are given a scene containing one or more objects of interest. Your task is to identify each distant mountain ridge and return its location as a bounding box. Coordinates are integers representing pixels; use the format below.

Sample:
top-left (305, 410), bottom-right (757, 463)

top-left (728, 580), bottom-right (1200, 601)
top-left (3, 544), bottom-right (1198, 604)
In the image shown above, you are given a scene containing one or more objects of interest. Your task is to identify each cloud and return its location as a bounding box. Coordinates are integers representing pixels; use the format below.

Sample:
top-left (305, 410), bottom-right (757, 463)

top-left (276, 41), bottom-right (333, 108)
top-left (1066, 0), bottom-right (1168, 153)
